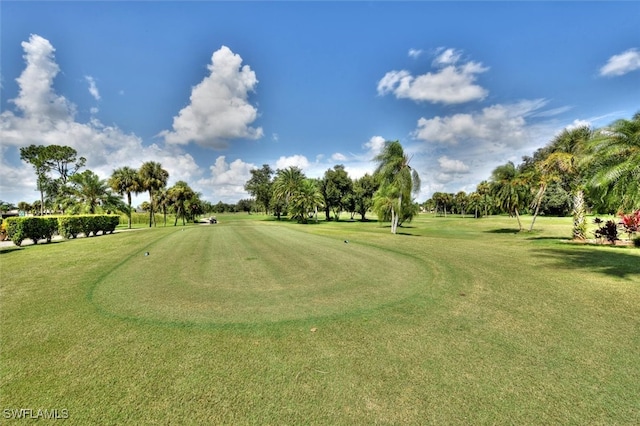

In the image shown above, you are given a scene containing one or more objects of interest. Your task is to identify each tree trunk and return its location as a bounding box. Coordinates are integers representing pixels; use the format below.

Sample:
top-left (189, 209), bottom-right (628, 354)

top-left (127, 192), bottom-right (132, 229)
top-left (148, 191), bottom-right (153, 227)
top-left (572, 189), bottom-right (586, 240)
top-left (529, 183), bottom-right (546, 232)
top-left (515, 208), bottom-right (523, 231)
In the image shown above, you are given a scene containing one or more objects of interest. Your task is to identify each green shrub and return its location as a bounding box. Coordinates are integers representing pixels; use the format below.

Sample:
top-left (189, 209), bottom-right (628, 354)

top-left (58, 215), bottom-right (120, 238)
top-left (6, 217), bottom-right (58, 246)
top-left (634, 236), bottom-right (640, 248)
top-left (57, 216), bottom-right (85, 239)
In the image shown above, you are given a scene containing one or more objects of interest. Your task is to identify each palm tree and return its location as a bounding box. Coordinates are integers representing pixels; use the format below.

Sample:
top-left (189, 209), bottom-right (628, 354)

top-left (139, 162), bottom-right (169, 227)
top-left (584, 112), bottom-right (640, 212)
top-left (168, 181), bottom-right (196, 226)
top-left (109, 166), bottom-right (141, 229)
top-left (373, 141), bottom-right (420, 234)
top-left (289, 179), bottom-right (324, 223)
top-left (476, 181), bottom-right (492, 217)
top-left (467, 192), bottom-right (483, 218)
top-left (372, 184), bottom-right (400, 233)
top-left (490, 162), bottom-right (530, 231)
top-left (66, 170), bottom-right (122, 214)
top-left (273, 167), bottom-right (305, 218)
top-left (540, 126), bottom-right (592, 239)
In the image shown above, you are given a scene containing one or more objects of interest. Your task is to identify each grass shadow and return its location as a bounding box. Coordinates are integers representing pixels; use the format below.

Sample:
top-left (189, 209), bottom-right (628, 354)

top-left (533, 247), bottom-right (640, 279)
top-left (485, 228), bottom-right (520, 234)
top-left (0, 246), bottom-right (24, 254)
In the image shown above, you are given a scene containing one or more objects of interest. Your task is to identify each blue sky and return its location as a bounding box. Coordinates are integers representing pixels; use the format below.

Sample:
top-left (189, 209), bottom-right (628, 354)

top-left (1, 1), bottom-right (639, 206)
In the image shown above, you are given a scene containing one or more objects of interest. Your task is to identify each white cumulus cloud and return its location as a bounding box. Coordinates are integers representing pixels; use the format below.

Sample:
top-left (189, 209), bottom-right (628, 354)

top-left (0, 34), bottom-right (201, 205)
top-left (160, 46), bottom-right (263, 148)
top-left (413, 99), bottom-right (547, 146)
top-left (377, 48), bottom-right (488, 104)
top-left (275, 154), bottom-right (310, 170)
top-left (599, 48), bottom-right (640, 77)
top-left (197, 156), bottom-right (256, 201)
top-left (363, 135), bottom-right (386, 157)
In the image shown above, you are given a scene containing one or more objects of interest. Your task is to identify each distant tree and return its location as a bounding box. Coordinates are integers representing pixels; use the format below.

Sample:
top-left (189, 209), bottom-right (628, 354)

top-left (273, 167), bottom-right (305, 219)
top-left (490, 162), bottom-right (530, 231)
top-left (109, 166), bottom-right (142, 229)
top-left (467, 192), bottom-right (482, 218)
top-left (168, 181), bottom-right (196, 226)
top-left (353, 173), bottom-right (379, 221)
top-left (432, 192), bottom-right (453, 217)
top-left (244, 164), bottom-right (274, 214)
top-left (236, 198), bottom-right (255, 214)
top-left (139, 162), bottom-right (169, 227)
top-left (16, 201), bottom-right (30, 213)
top-left (0, 201), bottom-right (16, 213)
top-left (476, 181), bottom-right (492, 217)
top-left (289, 179), bottom-right (324, 223)
top-left (155, 188), bottom-right (170, 226)
top-left (454, 191), bottom-right (468, 216)
top-left (321, 165), bottom-right (353, 221)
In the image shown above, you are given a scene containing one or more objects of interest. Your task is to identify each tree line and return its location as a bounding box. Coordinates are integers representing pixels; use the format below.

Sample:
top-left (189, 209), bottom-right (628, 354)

top-left (9, 112), bottom-right (637, 237)
top-left (244, 140), bottom-right (421, 233)
top-left (422, 112), bottom-right (639, 238)
top-left (15, 146), bottom-right (210, 229)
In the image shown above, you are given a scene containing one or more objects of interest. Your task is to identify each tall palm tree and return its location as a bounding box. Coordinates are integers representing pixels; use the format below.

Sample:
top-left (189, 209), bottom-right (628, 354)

top-left (490, 162), bottom-right (530, 231)
top-left (541, 126), bottom-right (592, 240)
top-left (109, 166), bottom-right (141, 229)
top-left (584, 112), bottom-right (640, 212)
top-left (138, 162), bottom-right (169, 227)
top-left (373, 140), bottom-right (420, 234)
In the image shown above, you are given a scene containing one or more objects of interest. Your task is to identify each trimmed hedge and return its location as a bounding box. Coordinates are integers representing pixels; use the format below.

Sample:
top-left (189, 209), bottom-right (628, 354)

top-left (5, 217), bottom-right (59, 246)
top-left (6, 215), bottom-right (120, 246)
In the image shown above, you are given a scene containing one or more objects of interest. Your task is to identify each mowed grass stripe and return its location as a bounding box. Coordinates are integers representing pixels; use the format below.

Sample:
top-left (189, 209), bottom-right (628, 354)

top-left (90, 222), bottom-right (430, 325)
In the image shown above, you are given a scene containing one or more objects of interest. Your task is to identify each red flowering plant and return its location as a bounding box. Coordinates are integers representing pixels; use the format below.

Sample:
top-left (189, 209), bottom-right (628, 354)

top-left (619, 210), bottom-right (640, 240)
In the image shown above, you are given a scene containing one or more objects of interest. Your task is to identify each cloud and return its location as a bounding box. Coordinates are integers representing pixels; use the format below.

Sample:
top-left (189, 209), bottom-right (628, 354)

top-left (432, 47), bottom-right (462, 67)
top-left (377, 48), bottom-right (488, 104)
top-left (565, 119), bottom-right (591, 131)
top-left (0, 34), bottom-right (201, 204)
top-left (408, 48), bottom-right (423, 59)
top-left (10, 34), bottom-right (75, 121)
top-left (413, 99), bottom-right (547, 146)
top-left (196, 156), bottom-right (255, 201)
top-left (599, 48), bottom-right (640, 77)
top-left (362, 135), bottom-right (385, 157)
top-left (331, 152), bottom-right (347, 162)
top-left (275, 154), bottom-right (310, 170)
top-left (160, 45), bottom-right (263, 148)
top-left (438, 156), bottom-right (470, 173)
top-left (85, 75), bottom-right (101, 101)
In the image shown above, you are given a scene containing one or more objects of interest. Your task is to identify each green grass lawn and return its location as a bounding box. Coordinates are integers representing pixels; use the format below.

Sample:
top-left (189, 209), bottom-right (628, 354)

top-left (1, 214), bottom-right (639, 424)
